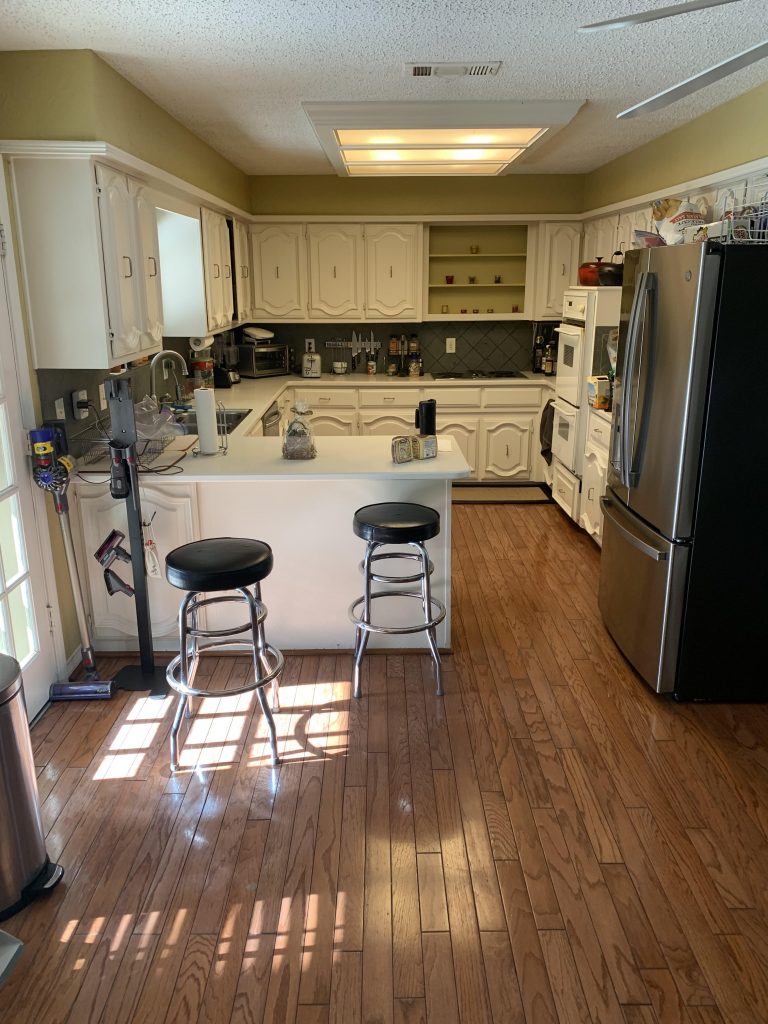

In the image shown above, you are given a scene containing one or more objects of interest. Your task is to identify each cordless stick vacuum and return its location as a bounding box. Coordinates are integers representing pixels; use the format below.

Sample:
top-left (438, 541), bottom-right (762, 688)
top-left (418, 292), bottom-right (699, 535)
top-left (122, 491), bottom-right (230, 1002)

top-left (29, 426), bottom-right (112, 700)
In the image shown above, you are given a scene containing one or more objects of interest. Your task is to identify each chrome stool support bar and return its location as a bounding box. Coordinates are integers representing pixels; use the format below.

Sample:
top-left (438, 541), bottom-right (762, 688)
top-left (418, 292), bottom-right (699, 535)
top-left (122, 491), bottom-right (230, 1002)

top-left (349, 540), bottom-right (445, 700)
top-left (167, 584), bottom-right (283, 771)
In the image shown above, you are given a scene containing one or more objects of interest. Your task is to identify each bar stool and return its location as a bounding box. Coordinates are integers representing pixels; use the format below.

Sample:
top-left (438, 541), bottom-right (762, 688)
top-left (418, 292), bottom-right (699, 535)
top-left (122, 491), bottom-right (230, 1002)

top-left (164, 537), bottom-right (284, 771)
top-left (349, 502), bottom-right (446, 700)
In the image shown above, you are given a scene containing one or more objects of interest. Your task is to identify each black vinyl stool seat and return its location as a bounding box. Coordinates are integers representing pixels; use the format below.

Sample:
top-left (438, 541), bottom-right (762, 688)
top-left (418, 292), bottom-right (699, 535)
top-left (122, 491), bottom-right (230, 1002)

top-left (349, 502), bottom-right (446, 700)
top-left (164, 537), bottom-right (283, 772)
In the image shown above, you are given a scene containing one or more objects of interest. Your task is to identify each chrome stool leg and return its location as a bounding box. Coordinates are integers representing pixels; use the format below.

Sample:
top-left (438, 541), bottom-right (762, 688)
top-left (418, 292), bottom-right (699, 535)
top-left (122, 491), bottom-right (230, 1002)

top-left (170, 591), bottom-right (196, 771)
top-left (170, 694), bottom-right (187, 773)
top-left (247, 586), bottom-right (280, 766)
top-left (418, 542), bottom-right (443, 696)
top-left (353, 541), bottom-right (375, 699)
top-left (253, 582), bottom-right (281, 712)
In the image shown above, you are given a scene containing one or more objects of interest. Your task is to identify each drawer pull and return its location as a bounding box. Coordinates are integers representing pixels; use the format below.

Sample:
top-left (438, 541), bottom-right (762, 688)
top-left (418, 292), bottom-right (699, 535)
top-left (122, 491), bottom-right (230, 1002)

top-left (594, 428), bottom-right (603, 435)
top-left (383, 397), bottom-right (395, 402)
top-left (558, 487), bottom-right (566, 495)
top-left (318, 396), bottom-right (331, 402)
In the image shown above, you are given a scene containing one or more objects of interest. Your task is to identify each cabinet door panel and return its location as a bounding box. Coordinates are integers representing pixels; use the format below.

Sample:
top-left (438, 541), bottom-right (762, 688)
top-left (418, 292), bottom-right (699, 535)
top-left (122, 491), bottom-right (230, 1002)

top-left (307, 225), bottom-right (364, 318)
top-left (365, 224), bottom-right (420, 318)
top-left (233, 220), bottom-right (253, 321)
top-left (131, 182), bottom-right (164, 351)
top-left (219, 215), bottom-right (234, 325)
top-left (437, 417), bottom-right (479, 480)
top-left (95, 164), bottom-right (142, 360)
top-left (617, 207), bottom-right (651, 255)
top-left (582, 215), bottom-right (618, 264)
top-left (201, 207), bottom-right (225, 330)
top-left (359, 412), bottom-right (411, 436)
top-left (311, 411), bottom-right (358, 436)
top-left (251, 225), bottom-right (308, 318)
top-left (536, 223), bottom-right (581, 318)
top-left (580, 447), bottom-right (608, 543)
top-left (482, 417), bottom-right (533, 480)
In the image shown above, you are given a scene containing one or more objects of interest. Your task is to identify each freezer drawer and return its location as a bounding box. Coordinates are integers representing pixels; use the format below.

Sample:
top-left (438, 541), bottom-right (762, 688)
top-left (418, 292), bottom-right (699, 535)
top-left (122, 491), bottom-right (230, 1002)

top-left (598, 494), bottom-right (688, 693)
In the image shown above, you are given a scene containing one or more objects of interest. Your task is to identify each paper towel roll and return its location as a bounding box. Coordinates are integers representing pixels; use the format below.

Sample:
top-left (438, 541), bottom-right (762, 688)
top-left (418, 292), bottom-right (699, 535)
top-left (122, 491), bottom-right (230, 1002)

top-left (194, 387), bottom-right (218, 455)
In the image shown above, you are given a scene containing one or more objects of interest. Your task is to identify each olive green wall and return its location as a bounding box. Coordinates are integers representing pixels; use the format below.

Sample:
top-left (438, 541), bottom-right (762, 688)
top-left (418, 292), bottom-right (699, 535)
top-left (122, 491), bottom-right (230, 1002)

top-left (583, 80), bottom-right (768, 210)
top-left (0, 50), bottom-right (250, 209)
top-left (249, 173), bottom-right (585, 216)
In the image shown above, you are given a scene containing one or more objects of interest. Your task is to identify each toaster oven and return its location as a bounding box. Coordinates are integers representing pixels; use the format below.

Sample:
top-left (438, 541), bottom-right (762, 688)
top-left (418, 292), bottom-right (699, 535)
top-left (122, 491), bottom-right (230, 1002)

top-left (237, 343), bottom-right (290, 378)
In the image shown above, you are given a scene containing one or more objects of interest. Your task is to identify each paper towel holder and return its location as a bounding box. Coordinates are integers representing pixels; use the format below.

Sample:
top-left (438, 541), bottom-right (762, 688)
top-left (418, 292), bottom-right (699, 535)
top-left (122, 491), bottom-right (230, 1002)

top-left (191, 400), bottom-right (229, 457)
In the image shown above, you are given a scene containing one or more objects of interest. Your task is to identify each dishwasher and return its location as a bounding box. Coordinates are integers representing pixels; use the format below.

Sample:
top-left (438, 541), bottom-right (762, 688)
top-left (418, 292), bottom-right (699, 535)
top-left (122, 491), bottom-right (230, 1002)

top-left (262, 401), bottom-right (281, 436)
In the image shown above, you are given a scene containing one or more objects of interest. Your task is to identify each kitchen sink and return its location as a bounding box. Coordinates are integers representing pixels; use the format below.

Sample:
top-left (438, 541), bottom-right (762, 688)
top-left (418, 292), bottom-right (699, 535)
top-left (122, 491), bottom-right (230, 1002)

top-left (174, 408), bottom-right (251, 434)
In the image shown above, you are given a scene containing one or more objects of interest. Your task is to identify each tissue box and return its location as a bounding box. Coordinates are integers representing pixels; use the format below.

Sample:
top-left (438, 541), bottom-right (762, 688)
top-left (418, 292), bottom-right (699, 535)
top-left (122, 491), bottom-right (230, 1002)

top-left (587, 376), bottom-right (611, 410)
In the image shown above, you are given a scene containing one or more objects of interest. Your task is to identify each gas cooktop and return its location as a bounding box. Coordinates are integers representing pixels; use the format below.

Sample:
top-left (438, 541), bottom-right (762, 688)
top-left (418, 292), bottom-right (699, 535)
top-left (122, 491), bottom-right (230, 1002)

top-left (432, 370), bottom-right (527, 380)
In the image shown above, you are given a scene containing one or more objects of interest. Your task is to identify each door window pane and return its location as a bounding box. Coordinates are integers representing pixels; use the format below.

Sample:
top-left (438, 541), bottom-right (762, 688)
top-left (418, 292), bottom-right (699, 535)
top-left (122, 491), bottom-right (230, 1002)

top-left (0, 404), bottom-right (14, 492)
top-left (0, 492), bottom-right (27, 587)
top-left (0, 598), bottom-right (10, 657)
top-left (7, 579), bottom-right (37, 667)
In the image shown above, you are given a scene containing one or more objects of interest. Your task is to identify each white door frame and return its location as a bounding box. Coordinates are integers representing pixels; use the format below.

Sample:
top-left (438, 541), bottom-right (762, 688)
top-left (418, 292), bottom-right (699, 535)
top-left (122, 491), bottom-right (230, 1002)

top-left (0, 165), bottom-right (67, 704)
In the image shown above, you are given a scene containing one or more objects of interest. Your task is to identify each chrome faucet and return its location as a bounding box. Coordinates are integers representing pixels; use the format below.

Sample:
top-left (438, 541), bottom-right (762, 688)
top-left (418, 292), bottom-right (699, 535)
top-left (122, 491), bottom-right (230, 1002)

top-left (149, 350), bottom-right (189, 404)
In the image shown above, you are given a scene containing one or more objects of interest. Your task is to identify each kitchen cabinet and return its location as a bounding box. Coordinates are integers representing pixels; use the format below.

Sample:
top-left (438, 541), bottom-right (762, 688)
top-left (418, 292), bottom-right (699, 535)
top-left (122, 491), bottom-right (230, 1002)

top-left (552, 459), bottom-right (580, 521)
top-left (201, 207), bottom-right (234, 331)
top-left (251, 224), bottom-right (308, 318)
top-left (9, 157), bottom-right (164, 369)
top-left (437, 417), bottom-right (480, 480)
top-left (482, 417), bottom-right (534, 479)
top-left (616, 207), bottom-right (651, 254)
top-left (73, 481), bottom-right (199, 648)
top-left (580, 448), bottom-right (607, 543)
top-left (532, 222), bottom-right (581, 319)
top-left (359, 411), bottom-right (413, 436)
top-left (307, 224), bottom-right (364, 318)
top-left (364, 224), bottom-right (421, 319)
top-left (581, 215), bottom-right (618, 265)
top-left (232, 219), bottom-right (254, 321)
top-left (311, 411), bottom-right (359, 436)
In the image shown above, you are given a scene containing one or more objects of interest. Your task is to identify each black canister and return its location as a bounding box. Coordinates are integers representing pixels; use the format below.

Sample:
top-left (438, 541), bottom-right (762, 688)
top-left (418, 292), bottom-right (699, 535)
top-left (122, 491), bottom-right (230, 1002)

top-left (415, 399), bottom-right (437, 436)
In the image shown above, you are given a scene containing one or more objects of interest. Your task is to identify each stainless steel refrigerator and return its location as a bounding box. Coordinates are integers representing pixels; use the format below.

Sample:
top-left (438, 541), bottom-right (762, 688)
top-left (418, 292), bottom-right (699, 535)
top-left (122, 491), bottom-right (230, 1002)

top-left (599, 241), bottom-right (768, 700)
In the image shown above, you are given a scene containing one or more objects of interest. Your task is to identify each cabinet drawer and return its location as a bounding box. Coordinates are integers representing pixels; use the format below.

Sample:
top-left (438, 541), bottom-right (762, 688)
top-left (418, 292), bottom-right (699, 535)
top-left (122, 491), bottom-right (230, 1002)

top-left (586, 408), bottom-right (611, 454)
top-left (552, 459), bottom-right (580, 522)
top-left (429, 386), bottom-right (481, 408)
top-left (358, 387), bottom-right (421, 408)
top-left (482, 386), bottom-right (540, 409)
top-left (295, 387), bottom-right (356, 408)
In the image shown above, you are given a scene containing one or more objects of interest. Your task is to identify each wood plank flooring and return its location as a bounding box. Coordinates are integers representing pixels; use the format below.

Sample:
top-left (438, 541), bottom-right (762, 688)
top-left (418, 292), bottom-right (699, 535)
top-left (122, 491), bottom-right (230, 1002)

top-left (3, 503), bottom-right (768, 1023)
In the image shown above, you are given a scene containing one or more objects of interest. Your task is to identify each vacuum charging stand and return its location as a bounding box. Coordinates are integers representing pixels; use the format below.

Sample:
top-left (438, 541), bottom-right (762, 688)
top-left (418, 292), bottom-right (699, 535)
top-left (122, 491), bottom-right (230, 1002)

top-left (104, 379), bottom-right (169, 699)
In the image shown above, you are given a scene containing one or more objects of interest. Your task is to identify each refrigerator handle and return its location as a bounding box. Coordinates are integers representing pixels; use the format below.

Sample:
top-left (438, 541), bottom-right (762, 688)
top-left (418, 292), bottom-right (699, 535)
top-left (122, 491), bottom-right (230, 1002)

top-left (627, 273), bottom-right (658, 487)
top-left (621, 272), bottom-right (654, 487)
top-left (600, 496), bottom-right (668, 561)
top-left (613, 273), bottom-right (644, 482)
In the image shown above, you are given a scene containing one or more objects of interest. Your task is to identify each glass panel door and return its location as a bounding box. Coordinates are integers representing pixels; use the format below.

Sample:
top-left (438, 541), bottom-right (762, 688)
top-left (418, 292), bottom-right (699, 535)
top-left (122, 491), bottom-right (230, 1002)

top-left (1, 241), bottom-right (59, 718)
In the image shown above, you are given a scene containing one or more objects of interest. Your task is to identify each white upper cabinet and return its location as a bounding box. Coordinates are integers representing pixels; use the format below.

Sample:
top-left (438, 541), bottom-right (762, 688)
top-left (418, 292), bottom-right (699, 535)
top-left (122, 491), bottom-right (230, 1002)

top-left (201, 207), bottom-right (233, 331)
top-left (307, 224), bottom-right (364, 318)
top-left (95, 164), bottom-right (144, 360)
top-left (251, 224), bottom-right (308, 318)
top-left (582, 215), bottom-right (619, 264)
top-left (616, 207), bottom-right (651, 255)
top-left (10, 157), bottom-right (165, 369)
top-left (131, 181), bottom-right (164, 350)
top-left (364, 224), bottom-right (421, 319)
top-left (532, 222), bottom-right (581, 319)
top-left (232, 219), bottom-right (253, 321)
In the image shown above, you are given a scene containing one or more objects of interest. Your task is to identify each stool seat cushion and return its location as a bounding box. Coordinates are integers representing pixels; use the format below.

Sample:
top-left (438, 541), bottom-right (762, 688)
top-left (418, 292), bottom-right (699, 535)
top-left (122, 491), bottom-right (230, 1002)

top-left (166, 537), bottom-right (273, 592)
top-left (353, 502), bottom-right (440, 544)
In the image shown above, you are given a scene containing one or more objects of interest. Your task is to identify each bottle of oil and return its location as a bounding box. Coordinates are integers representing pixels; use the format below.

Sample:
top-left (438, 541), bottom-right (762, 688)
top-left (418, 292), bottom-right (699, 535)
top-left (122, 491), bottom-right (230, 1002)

top-left (533, 335), bottom-right (545, 373)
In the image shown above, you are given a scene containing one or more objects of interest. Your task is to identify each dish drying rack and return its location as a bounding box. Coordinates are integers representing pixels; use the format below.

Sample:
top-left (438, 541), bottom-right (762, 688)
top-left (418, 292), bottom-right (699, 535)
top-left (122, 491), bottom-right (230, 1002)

top-left (721, 183), bottom-right (768, 244)
top-left (71, 424), bottom-right (175, 466)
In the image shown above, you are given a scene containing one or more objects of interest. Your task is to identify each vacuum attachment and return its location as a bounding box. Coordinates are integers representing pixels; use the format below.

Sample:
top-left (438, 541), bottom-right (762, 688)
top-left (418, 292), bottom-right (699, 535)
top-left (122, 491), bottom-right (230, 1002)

top-left (50, 681), bottom-right (112, 701)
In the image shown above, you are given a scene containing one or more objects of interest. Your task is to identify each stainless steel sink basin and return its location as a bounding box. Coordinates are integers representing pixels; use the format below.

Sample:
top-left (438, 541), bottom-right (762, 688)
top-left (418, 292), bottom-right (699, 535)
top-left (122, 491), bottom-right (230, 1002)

top-left (174, 408), bottom-right (251, 434)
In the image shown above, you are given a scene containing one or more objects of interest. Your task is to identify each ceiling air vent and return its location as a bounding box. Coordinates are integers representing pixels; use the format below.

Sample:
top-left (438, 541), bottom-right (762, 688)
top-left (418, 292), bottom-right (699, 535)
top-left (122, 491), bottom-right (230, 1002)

top-left (405, 61), bottom-right (501, 78)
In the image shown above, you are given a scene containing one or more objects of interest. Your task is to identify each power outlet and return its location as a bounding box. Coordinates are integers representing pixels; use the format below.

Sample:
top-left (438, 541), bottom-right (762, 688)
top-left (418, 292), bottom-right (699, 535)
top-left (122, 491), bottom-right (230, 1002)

top-left (305, 338), bottom-right (316, 353)
top-left (54, 397), bottom-right (65, 420)
top-left (71, 389), bottom-right (89, 420)
top-left (445, 337), bottom-right (456, 354)
top-left (98, 383), bottom-right (107, 411)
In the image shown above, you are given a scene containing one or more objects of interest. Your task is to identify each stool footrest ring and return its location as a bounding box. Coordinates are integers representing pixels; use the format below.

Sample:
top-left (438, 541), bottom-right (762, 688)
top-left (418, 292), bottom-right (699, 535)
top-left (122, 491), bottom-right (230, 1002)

top-left (166, 641), bottom-right (285, 699)
top-left (349, 591), bottom-right (446, 636)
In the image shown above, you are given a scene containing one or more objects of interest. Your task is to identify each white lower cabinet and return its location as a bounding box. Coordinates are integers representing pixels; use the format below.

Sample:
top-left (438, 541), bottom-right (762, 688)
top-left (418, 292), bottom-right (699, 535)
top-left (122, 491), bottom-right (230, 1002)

top-left (312, 411), bottom-right (358, 436)
top-left (437, 417), bottom-right (480, 480)
top-left (482, 416), bottom-right (534, 479)
top-left (552, 458), bottom-right (580, 521)
top-left (74, 481), bottom-right (199, 648)
top-left (580, 448), bottom-right (608, 544)
top-left (359, 411), bottom-right (413, 436)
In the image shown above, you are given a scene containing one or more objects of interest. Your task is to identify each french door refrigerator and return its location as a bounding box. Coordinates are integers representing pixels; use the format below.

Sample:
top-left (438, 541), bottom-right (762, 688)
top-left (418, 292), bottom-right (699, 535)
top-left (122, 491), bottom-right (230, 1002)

top-left (598, 241), bottom-right (768, 700)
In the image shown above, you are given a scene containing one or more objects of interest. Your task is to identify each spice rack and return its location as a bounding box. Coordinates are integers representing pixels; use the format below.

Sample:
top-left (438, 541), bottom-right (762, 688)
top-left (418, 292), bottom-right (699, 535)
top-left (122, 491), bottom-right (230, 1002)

top-left (425, 224), bottom-right (528, 320)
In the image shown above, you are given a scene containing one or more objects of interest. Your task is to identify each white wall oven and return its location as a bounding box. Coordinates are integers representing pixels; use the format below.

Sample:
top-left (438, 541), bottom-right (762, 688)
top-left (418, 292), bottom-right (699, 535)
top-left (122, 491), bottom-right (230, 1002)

top-left (554, 323), bottom-right (584, 407)
top-left (552, 399), bottom-right (580, 475)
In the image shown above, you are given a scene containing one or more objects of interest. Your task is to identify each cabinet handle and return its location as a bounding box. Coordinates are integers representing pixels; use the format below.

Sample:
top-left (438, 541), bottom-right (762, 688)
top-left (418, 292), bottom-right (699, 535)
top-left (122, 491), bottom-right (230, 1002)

top-left (558, 487), bottom-right (565, 495)
top-left (505, 444), bottom-right (510, 457)
top-left (594, 428), bottom-right (603, 435)
top-left (333, 265), bottom-right (337, 279)
top-left (588, 487), bottom-right (595, 500)
top-left (224, 264), bottom-right (231, 279)
top-left (123, 256), bottom-right (133, 278)
top-left (148, 256), bottom-right (158, 278)
top-left (243, 265), bottom-right (249, 279)
top-left (389, 265), bottom-right (393, 278)
top-left (213, 263), bottom-right (221, 279)
top-left (562, 263), bottom-right (566, 276)
top-left (275, 265), bottom-right (280, 279)
top-left (383, 397), bottom-right (395, 402)
top-left (318, 396), bottom-right (330, 402)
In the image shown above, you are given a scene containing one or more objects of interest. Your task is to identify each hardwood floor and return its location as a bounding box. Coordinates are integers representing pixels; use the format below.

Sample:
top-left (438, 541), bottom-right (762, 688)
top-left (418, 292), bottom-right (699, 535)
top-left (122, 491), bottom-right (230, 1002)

top-left (3, 503), bottom-right (768, 1023)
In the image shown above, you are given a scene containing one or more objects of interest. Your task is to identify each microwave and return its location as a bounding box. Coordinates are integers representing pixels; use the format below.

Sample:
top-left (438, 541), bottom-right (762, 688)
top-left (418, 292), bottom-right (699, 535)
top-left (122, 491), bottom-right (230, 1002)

top-left (237, 343), bottom-right (289, 378)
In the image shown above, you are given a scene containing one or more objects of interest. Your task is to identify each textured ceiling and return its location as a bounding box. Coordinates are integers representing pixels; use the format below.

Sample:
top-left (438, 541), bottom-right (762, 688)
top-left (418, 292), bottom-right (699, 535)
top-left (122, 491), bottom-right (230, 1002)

top-left (2, 0), bottom-right (767, 175)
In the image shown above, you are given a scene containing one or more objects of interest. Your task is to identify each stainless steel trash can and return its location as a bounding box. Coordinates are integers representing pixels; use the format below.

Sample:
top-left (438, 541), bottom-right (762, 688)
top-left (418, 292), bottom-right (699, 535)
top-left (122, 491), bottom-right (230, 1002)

top-left (0, 654), bottom-right (63, 921)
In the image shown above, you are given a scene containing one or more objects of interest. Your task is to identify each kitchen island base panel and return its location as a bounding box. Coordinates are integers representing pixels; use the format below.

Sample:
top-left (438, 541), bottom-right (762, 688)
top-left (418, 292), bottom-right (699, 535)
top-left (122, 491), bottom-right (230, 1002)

top-left (196, 479), bottom-right (451, 652)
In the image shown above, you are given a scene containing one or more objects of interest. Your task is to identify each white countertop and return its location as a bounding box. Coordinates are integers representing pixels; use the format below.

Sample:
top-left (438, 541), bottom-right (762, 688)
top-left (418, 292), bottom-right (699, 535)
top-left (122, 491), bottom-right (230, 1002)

top-left (168, 434), bottom-right (470, 482)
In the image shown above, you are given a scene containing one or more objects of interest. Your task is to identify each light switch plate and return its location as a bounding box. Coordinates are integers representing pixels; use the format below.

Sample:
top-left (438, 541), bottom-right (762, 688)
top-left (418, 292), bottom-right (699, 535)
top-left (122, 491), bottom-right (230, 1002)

top-left (71, 389), bottom-right (89, 420)
top-left (445, 337), bottom-right (456, 354)
top-left (305, 338), bottom-right (316, 353)
top-left (98, 384), bottom-right (107, 411)
top-left (54, 397), bottom-right (65, 420)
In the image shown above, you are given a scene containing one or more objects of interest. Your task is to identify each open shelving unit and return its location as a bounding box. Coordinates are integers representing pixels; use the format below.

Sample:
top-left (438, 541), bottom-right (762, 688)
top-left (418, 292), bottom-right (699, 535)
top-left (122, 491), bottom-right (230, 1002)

top-left (425, 224), bottom-right (529, 320)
